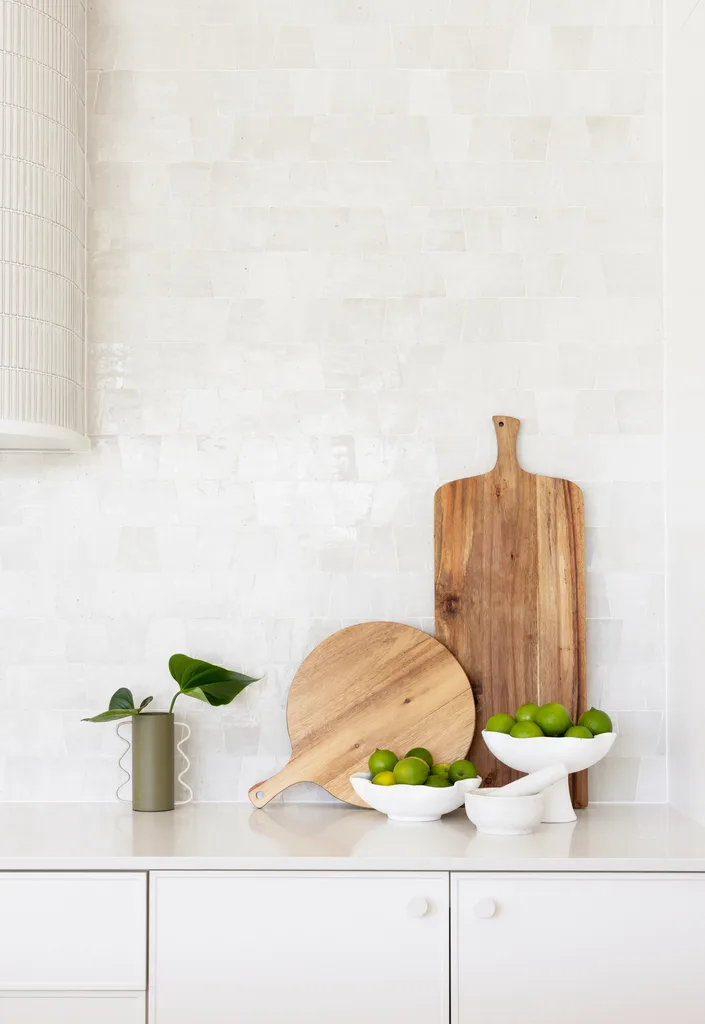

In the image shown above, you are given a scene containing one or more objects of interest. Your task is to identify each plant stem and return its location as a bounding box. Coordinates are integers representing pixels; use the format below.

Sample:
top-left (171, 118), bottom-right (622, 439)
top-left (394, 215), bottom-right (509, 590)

top-left (168, 691), bottom-right (180, 715)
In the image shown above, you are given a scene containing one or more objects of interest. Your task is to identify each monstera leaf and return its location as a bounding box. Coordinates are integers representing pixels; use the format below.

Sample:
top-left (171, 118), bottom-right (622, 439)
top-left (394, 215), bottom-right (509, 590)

top-left (168, 654), bottom-right (259, 709)
top-left (83, 688), bottom-right (153, 723)
top-left (82, 654), bottom-right (258, 723)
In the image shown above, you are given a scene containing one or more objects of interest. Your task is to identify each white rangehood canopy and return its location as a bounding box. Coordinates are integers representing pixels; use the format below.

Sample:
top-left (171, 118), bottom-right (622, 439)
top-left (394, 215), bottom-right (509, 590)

top-left (0, 0), bottom-right (88, 451)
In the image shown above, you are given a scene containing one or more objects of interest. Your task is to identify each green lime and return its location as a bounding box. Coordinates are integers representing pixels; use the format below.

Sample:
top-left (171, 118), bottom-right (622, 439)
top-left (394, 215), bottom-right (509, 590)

top-left (425, 775), bottom-right (452, 788)
top-left (515, 703), bottom-right (539, 723)
top-left (485, 713), bottom-right (516, 734)
top-left (448, 759), bottom-right (477, 783)
top-left (535, 702), bottom-right (573, 737)
top-left (368, 749), bottom-right (398, 775)
top-left (393, 757), bottom-right (430, 785)
top-left (578, 708), bottom-right (613, 736)
top-left (430, 763), bottom-right (450, 779)
top-left (405, 747), bottom-right (433, 767)
top-left (510, 721), bottom-right (544, 738)
top-left (565, 725), bottom-right (593, 739)
top-left (371, 771), bottom-right (396, 785)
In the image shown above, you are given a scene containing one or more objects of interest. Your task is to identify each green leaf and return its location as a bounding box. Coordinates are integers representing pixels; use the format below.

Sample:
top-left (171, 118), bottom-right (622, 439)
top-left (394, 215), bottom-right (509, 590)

top-left (198, 679), bottom-right (254, 707)
top-left (108, 688), bottom-right (136, 712)
top-left (82, 708), bottom-right (142, 723)
top-left (182, 664), bottom-right (257, 691)
top-left (171, 654), bottom-right (259, 708)
top-left (83, 688), bottom-right (154, 723)
top-left (179, 659), bottom-right (217, 688)
top-left (185, 674), bottom-right (258, 707)
top-left (168, 654), bottom-right (192, 685)
top-left (182, 686), bottom-right (208, 704)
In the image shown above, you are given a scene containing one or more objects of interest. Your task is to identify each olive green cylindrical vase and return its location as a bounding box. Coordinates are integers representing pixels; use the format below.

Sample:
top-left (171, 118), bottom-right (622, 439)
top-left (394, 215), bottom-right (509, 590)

top-left (131, 712), bottom-right (176, 812)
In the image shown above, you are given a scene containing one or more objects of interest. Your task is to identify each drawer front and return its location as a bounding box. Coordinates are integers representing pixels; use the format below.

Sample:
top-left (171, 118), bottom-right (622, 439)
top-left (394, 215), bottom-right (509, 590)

top-left (0, 874), bottom-right (146, 991)
top-left (0, 992), bottom-right (145, 1024)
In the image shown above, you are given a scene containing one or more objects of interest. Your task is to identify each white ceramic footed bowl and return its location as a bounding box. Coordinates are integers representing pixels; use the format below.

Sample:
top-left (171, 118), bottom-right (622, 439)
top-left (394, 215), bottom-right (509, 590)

top-left (350, 772), bottom-right (482, 822)
top-left (482, 729), bottom-right (617, 823)
top-left (482, 730), bottom-right (616, 774)
top-left (465, 790), bottom-right (545, 836)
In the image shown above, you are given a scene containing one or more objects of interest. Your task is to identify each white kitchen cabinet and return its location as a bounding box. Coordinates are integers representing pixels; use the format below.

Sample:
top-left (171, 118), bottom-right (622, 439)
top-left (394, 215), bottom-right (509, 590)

top-left (1, 847), bottom-right (705, 1024)
top-left (452, 873), bottom-right (705, 1024)
top-left (150, 871), bottom-right (449, 1024)
top-left (0, 992), bottom-right (145, 1024)
top-left (0, 873), bottom-right (147, 991)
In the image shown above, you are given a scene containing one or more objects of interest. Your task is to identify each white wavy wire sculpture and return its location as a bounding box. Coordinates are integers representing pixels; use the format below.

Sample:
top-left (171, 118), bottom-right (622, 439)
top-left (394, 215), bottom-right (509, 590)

top-left (0, 0), bottom-right (88, 450)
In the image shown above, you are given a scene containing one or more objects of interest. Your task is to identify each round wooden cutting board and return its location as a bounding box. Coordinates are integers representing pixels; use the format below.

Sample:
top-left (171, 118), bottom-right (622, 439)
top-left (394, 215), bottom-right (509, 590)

top-left (249, 621), bottom-right (476, 808)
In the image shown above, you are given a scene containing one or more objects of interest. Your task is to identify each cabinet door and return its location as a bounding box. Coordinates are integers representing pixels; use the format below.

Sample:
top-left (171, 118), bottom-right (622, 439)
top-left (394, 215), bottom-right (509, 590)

top-left (151, 871), bottom-right (448, 1024)
top-left (453, 873), bottom-right (705, 1024)
top-left (0, 992), bottom-right (144, 1024)
top-left (0, 873), bottom-right (146, 991)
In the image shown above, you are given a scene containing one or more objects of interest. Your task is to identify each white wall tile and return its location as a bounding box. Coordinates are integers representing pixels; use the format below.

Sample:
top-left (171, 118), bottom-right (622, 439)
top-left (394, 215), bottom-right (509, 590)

top-left (666, 0), bottom-right (705, 820)
top-left (0, 0), bottom-right (663, 803)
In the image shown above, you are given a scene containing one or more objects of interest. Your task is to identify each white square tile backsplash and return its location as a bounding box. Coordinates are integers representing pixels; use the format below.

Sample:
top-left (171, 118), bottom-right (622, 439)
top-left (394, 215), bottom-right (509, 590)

top-left (0, 0), bottom-right (664, 802)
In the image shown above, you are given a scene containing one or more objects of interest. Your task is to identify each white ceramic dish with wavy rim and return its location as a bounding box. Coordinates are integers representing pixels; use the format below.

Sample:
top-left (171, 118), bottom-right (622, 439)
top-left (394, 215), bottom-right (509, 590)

top-left (350, 772), bottom-right (482, 822)
top-left (465, 789), bottom-right (545, 836)
top-left (482, 730), bottom-right (617, 823)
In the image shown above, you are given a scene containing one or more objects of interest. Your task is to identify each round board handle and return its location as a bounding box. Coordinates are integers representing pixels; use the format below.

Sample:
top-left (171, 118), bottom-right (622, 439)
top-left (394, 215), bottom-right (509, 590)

top-left (249, 762), bottom-right (301, 808)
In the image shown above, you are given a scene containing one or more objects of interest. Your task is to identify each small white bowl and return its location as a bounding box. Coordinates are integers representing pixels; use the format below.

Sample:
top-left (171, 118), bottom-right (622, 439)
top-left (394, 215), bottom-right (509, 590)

top-left (465, 790), bottom-right (545, 836)
top-left (350, 772), bottom-right (482, 822)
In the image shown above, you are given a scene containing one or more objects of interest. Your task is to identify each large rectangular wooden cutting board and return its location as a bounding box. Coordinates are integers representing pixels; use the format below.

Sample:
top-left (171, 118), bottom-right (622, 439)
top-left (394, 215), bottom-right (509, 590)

top-left (434, 416), bottom-right (588, 806)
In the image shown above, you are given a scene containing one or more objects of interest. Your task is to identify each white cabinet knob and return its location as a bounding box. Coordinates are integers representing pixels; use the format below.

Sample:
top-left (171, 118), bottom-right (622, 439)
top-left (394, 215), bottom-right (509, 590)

top-left (407, 897), bottom-right (430, 918)
top-left (474, 899), bottom-right (497, 919)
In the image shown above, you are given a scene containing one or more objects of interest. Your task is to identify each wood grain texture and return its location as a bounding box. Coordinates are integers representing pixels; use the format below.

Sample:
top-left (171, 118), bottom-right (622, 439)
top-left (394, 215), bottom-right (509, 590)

top-left (249, 621), bottom-right (476, 808)
top-left (435, 416), bottom-right (588, 806)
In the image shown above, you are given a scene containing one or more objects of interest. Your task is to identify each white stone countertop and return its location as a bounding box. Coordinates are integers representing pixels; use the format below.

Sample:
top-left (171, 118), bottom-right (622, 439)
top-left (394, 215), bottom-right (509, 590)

top-left (0, 802), bottom-right (704, 871)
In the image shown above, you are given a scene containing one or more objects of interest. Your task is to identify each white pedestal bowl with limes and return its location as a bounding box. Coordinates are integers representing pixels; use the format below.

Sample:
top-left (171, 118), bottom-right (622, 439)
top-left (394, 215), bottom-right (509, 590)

top-left (482, 705), bottom-right (616, 824)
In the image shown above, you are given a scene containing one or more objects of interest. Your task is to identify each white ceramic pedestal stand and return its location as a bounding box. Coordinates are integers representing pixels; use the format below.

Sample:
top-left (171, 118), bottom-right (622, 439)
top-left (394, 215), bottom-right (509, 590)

top-left (482, 731), bottom-right (617, 823)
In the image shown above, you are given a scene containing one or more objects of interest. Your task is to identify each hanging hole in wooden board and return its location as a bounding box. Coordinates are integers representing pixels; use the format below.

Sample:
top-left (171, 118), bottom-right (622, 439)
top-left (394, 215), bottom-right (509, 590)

top-left (256, 791), bottom-right (264, 801)
top-left (498, 421), bottom-right (504, 427)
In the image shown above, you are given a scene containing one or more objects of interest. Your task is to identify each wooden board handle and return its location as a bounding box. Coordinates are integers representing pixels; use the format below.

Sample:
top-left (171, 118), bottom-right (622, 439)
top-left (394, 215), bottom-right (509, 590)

top-left (493, 415), bottom-right (520, 472)
top-left (248, 762), bottom-right (302, 809)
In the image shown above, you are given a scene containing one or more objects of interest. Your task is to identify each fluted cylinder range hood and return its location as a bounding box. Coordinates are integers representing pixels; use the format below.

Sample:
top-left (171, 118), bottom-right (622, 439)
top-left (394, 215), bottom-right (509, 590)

top-left (0, 0), bottom-right (88, 451)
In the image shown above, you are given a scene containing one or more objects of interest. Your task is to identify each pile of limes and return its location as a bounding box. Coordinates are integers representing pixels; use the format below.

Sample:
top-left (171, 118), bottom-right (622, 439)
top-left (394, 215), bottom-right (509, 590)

top-left (368, 747), bottom-right (477, 787)
top-left (485, 703), bottom-right (613, 739)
